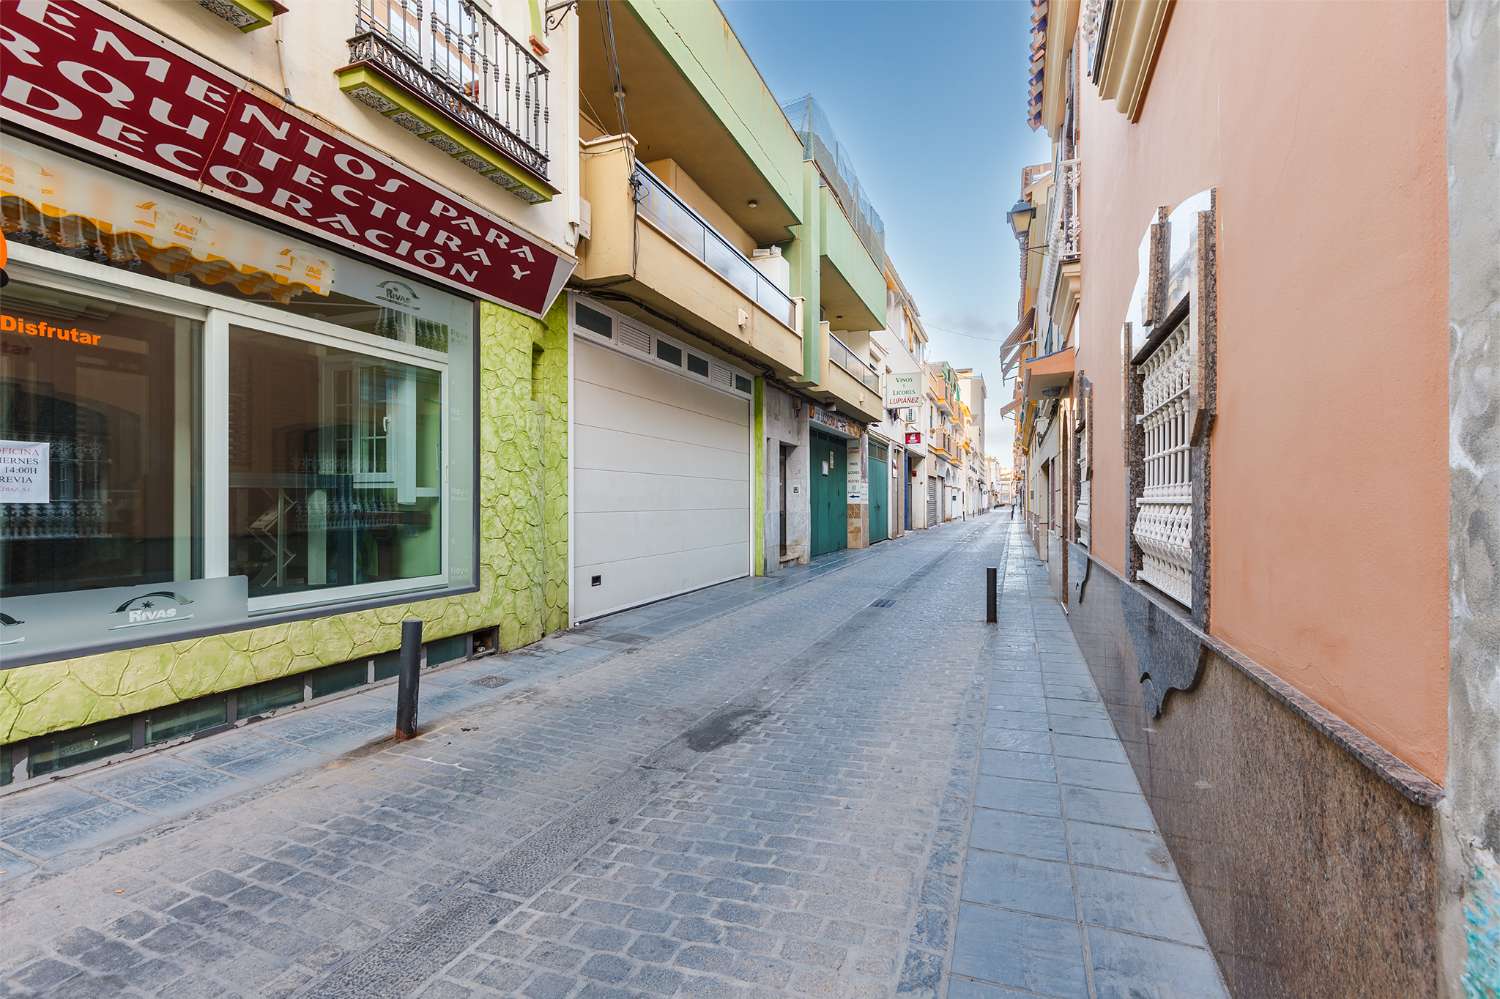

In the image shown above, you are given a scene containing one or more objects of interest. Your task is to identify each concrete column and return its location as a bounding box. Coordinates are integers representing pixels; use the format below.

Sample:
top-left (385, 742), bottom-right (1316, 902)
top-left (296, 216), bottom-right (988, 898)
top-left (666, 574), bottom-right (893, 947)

top-left (788, 161), bottom-right (824, 385)
top-left (1443, 1), bottom-right (1500, 994)
top-left (845, 433), bottom-right (869, 549)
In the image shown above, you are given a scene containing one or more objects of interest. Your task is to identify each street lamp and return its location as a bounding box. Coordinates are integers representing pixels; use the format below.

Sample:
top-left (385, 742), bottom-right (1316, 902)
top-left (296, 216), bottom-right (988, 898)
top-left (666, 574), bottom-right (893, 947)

top-left (1007, 199), bottom-right (1035, 239)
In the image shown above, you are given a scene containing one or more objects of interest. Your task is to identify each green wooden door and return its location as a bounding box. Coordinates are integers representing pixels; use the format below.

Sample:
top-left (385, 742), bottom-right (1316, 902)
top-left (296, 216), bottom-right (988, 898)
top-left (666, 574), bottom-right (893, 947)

top-left (810, 430), bottom-right (848, 557)
top-left (868, 450), bottom-right (889, 544)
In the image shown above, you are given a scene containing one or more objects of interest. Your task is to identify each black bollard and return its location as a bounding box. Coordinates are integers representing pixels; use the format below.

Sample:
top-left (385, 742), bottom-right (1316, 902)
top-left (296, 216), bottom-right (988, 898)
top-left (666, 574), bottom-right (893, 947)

top-left (986, 567), bottom-right (998, 624)
top-left (395, 619), bottom-right (422, 739)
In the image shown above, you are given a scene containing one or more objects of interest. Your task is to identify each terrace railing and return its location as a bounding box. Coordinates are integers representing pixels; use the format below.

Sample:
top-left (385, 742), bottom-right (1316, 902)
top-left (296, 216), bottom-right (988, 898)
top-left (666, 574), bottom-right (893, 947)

top-left (633, 164), bottom-right (798, 330)
top-left (828, 332), bottom-right (880, 393)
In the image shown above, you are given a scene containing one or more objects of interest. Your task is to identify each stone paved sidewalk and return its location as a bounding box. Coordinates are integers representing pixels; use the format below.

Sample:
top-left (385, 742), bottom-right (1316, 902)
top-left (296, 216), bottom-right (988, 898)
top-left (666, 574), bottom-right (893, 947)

top-left (941, 524), bottom-right (1229, 999)
top-left (0, 516), bottom-right (1229, 999)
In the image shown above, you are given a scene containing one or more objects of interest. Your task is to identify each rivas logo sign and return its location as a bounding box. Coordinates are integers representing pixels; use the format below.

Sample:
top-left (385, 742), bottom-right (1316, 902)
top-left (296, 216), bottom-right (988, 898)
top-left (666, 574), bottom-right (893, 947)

top-left (0, 610), bottom-right (24, 648)
top-left (110, 591), bottom-right (196, 630)
top-left (376, 280), bottom-right (420, 310)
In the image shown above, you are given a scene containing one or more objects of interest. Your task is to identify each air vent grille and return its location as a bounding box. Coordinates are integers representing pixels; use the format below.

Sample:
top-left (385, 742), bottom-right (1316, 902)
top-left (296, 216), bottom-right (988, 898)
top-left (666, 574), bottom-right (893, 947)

top-left (617, 322), bottom-right (651, 354)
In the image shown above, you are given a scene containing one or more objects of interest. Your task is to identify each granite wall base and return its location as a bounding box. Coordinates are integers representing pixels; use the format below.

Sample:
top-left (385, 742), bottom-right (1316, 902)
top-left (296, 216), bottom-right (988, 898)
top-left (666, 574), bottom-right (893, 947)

top-left (1065, 545), bottom-right (1440, 998)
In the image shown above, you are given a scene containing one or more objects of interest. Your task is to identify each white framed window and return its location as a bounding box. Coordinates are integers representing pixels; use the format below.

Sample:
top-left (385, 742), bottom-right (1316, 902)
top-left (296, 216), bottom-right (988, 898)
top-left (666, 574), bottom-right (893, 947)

top-left (1132, 320), bottom-right (1192, 606)
top-left (2, 237), bottom-right (476, 662)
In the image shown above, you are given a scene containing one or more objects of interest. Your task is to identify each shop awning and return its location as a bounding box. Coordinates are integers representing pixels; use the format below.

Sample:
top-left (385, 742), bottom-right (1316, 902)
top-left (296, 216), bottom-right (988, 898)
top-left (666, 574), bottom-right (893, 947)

top-left (1000, 400), bottom-right (1018, 418)
top-left (1000, 309), bottom-right (1035, 354)
top-left (1, 139), bottom-right (332, 304)
top-left (1024, 346), bottom-right (1075, 400)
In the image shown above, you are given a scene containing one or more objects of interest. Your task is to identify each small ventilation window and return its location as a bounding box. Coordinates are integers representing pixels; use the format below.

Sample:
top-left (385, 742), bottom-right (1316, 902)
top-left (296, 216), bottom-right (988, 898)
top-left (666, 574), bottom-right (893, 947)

top-left (146, 696), bottom-right (229, 745)
top-left (28, 719), bottom-right (134, 778)
top-left (239, 676), bottom-right (307, 716)
top-left (309, 660), bottom-right (369, 699)
top-left (656, 340), bottom-right (682, 366)
top-left (575, 301), bottom-right (612, 338)
top-left (734, 374), bottom-right (753, 394)
top-left (687, 353), bottom-right (709, 377)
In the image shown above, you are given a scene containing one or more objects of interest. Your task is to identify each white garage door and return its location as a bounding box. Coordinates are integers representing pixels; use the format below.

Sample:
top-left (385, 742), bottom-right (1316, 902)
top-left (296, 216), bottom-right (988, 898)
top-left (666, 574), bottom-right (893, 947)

top-left (571, 300), bottom-right (751, 621)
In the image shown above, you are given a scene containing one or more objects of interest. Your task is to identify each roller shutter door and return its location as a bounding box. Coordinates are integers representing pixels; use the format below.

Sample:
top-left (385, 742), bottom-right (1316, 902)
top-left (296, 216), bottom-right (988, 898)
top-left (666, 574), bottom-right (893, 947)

top-left (572, 310), bottom-right (751, 621)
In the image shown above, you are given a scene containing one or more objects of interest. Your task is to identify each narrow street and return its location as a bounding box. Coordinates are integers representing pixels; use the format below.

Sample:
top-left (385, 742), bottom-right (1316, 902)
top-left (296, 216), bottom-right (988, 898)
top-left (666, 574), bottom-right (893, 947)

top-left (0, 518), bottom-right (1224, 999)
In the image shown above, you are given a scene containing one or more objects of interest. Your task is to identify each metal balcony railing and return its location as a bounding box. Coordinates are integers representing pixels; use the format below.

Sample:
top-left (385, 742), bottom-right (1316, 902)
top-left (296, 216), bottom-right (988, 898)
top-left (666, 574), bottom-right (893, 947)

top-left (827, 332), bottom-right (880, 393)
top-left (632, 165), bottom-right (797, 330)
top-left (350, 0), bottom-right (550, 181)
top-left (782, 96), bottom-right (886, 264)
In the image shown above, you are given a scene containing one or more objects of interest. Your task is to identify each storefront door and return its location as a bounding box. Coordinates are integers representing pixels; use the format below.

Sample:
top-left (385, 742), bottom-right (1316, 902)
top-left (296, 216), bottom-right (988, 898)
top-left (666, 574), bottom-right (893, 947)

top-left (809, 429), bottom-right (848, 557)
top-left (868, 446), bottom-right (889, 545)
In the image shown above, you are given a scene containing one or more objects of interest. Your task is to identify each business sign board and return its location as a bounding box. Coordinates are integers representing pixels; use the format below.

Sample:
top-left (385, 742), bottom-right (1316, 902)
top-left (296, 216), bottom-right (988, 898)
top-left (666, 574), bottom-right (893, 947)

top-left (884, 371), bottom-right (924, 409)
top-left (0, 0), bottom-right (573, 318)
top-left (904, 432), bottom-right (922, 446)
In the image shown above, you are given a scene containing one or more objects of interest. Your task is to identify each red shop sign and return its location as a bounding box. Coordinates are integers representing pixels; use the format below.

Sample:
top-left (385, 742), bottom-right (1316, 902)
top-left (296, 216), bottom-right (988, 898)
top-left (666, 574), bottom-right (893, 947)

top-left (905, 432), bottom-right (922, 445)
top-left (0, 0), bottom-right (573, 317)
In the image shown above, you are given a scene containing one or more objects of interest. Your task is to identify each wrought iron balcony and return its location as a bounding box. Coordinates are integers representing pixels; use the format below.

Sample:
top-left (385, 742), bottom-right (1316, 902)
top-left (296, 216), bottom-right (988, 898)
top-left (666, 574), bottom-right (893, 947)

top-left (343, 0), bottom-right (551, 202)
top-left (633, 164), bottom-right (798, 330)
top-left (1057, 158), bottom-right (1080, 261)
top-left (828, 332), bottom-right (880, 393)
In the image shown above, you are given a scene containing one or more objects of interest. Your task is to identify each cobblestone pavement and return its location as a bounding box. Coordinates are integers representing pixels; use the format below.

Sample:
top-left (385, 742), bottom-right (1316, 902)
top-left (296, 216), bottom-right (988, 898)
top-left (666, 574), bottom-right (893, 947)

top-left (0, 516), bottom-right (1226, 999)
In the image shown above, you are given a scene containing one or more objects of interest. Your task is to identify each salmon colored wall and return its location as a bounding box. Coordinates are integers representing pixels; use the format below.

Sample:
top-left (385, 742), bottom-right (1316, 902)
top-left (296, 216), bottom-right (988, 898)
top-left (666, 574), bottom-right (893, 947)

top-left (1077, 2), bottom-right (1448, 779)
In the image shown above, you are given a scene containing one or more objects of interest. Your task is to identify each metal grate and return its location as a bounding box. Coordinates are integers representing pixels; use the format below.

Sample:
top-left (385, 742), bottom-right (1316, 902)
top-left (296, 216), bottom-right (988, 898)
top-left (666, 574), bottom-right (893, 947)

top-left (869, 598), bottom-right (896, 608)
top-left (472, 675), bottom-right (510, 688)
top-left (1132, 321), bottom-right (1193, 606)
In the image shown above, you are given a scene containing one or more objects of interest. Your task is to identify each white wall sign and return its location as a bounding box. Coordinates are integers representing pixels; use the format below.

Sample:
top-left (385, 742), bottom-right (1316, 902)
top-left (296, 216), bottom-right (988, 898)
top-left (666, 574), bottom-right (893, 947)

top-left (0, 441), bottom-right (49, 503)
top-left (884, 371), bottom-right (924, 409)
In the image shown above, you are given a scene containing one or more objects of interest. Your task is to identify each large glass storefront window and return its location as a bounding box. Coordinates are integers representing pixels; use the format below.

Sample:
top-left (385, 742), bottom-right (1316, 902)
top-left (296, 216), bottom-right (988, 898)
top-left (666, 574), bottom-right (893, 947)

top-left (0, 138), bottom-right (478, 666)
top-left (228, 326), bottom-right (444, 601)
top-left (1, 281), bottom-right (201, 597)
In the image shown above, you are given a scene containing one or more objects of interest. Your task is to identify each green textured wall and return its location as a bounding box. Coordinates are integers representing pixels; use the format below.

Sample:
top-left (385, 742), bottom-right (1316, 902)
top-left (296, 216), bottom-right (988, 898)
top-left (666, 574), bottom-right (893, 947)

top-left (820, 186), bottom-right (888, 327)
top-left (788, 161), bottom-right (823, 382)
top-left (625, 0), bottom-right (806, 222)
top-left (0, 298), bottom-right (570, 745)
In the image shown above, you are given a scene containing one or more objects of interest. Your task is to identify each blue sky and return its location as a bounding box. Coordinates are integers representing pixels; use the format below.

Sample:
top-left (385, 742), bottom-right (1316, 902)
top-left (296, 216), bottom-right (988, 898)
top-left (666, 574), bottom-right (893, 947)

top-left (720, 0), bottom-right (1049, 463)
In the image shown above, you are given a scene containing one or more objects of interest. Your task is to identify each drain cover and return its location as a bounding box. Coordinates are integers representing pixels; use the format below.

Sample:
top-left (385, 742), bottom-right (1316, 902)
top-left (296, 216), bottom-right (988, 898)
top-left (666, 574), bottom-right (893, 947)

top-left (472, 675), bottom-right (510, 688)
top-left (870, 598), bottom-right (896, 608)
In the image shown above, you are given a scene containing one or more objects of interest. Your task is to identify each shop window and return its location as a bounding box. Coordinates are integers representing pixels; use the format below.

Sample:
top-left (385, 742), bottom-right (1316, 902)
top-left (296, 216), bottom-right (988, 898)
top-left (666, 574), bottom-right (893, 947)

top-left (238, 675), bottom-right (307, 717)
top-left (145, 696), bottom-right (229, 745)
top-left (227, 326), bottom-right (444, 603)
top-left (686, 353), bottom-right (710, 378)
top-left (309, 660), bottom-right (369, 699)
top-left (28, 718), bottom-right (134, 778)
top-left (0, 135), bottom-right (479, 668)
top-left (1, 281), bottom-right (202, 599)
